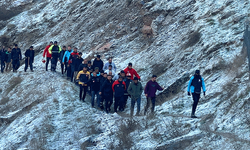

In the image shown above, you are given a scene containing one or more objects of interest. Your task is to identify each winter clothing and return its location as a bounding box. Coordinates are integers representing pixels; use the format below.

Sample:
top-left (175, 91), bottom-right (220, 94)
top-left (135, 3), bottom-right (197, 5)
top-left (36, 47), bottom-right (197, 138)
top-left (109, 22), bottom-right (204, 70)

top-left (93, 58), bottom-right (104, 71)
top-left (131, 97), bottom-right (141, 116)
top-left (128, 81), bottom-right (143, 116)
top-left (78, 64), bottom-right (87, 72)
top-left (100, 79), bottom-right (114, 112)
top-left (144, 97), bottom-right (156, 115)
top-left (144, 80), bottom-right (163, 98)
top-left (45, 57), bottom-right (51, 71)
top-left (24, 49), bottom-right (35, 71)
top-left (87, 76), bottom-right (101, 92)
top-left (187, 75), bottom-right (206, 117)
top-left (105, 69), bottom-right (116, 76)
top-left (5, 51), bottom-right (12, 72)
top-left (68, 52), bottom-right (79, 82)
top-left (62, 50), bottom-right (73, 64)
top-left (11, 47), bottom-right (22, 71)
top-left (49, 45), bottom-right (61, 71)
top-left (43, 45), bottom-right (52, 58)
top-left (0, 48), bottom-right (6, 73)
top-left (112, 80), bottom-right (126, 112)
top-left (103, 62), bottom-right (117, 72)
top-left (124, 67), bottom-right (140, 80)
top-left (59, 50), bottom-right (67, 74)
top-left (76, 71), bottom-right (90, 86)
top-left (76, 57), bottom-right (84, 72)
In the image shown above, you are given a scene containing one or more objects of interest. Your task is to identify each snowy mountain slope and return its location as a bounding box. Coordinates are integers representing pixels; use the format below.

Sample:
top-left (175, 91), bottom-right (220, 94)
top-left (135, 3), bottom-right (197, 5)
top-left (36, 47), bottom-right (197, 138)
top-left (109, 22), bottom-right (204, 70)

top-left (0, 0), bottom-right (250, 149)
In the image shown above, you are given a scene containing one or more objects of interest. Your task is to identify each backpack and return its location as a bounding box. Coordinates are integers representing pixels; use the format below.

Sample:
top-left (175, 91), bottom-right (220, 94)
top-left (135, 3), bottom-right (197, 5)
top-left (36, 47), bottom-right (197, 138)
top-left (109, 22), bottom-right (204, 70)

top-left (191, 75), bottom-right (202, 94)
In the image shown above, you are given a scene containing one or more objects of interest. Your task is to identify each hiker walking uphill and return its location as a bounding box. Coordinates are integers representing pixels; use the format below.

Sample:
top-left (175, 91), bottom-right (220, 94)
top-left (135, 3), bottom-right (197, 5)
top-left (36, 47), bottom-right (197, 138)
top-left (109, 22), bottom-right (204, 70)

top-left (11, 44), bottom-right (22, 72)
top-left (144, 75), bottom-right (164, 115)
top-left (43, 41), bottom-right (53, 71)
top-left (0, 46), bottom-right (6, 73)
top-left (103, 57), bottom-right (117, 72)
top-left (112, 76), bottom-right (126, 112)
top-left (128, 77), bottom-right (143, 116)
top-left (49, 41), bottom-right (62, 72)
top-left (59, 46), bottom-right (67, 74)
top-left (187, 70), bottom-right (206, 118)
top-left (87, 71), bottom-right (101, 108)
top-left (76, 65), bottom-right (90, 102)
top-left (62, 45), bottom-right (73, 78)
top-left (24, 46), bottom-right (35, 72)
top-left (5, 47), bottom-right (12, 72)
top-left (68, 47), bottom-right (79, 82)
top-left (93, 54), bottom-right (104, 71)
top-left (124, 63), bottom-right (140, 80)
top-left (100, 74), bottom-right (114, 113)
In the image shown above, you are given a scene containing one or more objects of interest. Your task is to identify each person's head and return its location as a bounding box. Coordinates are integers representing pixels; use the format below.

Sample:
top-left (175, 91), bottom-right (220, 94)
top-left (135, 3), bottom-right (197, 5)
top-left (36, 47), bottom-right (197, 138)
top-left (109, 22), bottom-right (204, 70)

top-left (126, 73), bottom-right (131, 79)
top-left (152, 75), bottom-right (157, 82)
top-left (8, 47), bottom-right (11, 51)
top-left (100, 70), bottom-right (104, 76)
top-left (88, 61), bottom-right (91, 66)
top-left (108, 57), bottom-right (112, 63)
top-left (49, 41), bottom-right (53, 45)
top-left (108, 65), bottom-right (112, 70)
top-left (2, 46), bottom-right (5, 49)
top-left (83, 65), bottom-right (88, 72)
top-left (128, 62), bottom-right (132, 69)
top-left (107, 75), bottom-right (112, 81)
top-left (73, 47), bottom-right (78, 53)
top-left (67, 45), bottom-right (71, 51)
top-left (95, 67), bottom-right (99, 73)
top-left (93, 71), bottom-right (97, 77)
top-left (14, 44), bottom-right (18, 48)
top-left (30, 46), bottom-right (34, 50)
top-left (96, 54), bottom-right (101, 60)
top-left (108, 71), bottom-right (113, 76)
top-left (103, 72), bottom-right (107, 78)
top-left (78, 52), bottom-right (82, 57)
top-left (84, 59), bottom-right (88, 64)
top-left (120, 70), bottom-right (125, 77)
top-left (62, 46), bottom-right (66, 50)
top-left (195, 70), bottom-right (200, 75)
top-left (134, 77), bottom-right (139, 84)
top-left (54, 41), bottom-right (58, 46)
top-left (118, 76), bottom-right (123, 81)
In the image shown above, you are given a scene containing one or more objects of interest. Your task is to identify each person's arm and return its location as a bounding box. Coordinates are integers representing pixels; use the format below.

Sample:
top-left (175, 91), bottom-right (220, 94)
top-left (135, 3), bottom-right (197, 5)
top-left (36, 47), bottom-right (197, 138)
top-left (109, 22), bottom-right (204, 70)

top-left (19, 49), bottom-right (22, 60)
top-left (144, 82), bottom-right (149, 96)
top-left (202, 78), bottom-right (206, 96)
top-left (62, 51), bottom-right (67, 63)
top-left (139, 82), bottom-right (143, 95)
top-left (187, 77), bottom-right (193, 93)
top-left (127, 84), bottom-right (133, 96)
top-left (103, 63), bottom-right (107, 71)
top-left (112, 81), bottom-right (116, 92)
top-left (133, 69), bottom-right (140, 80)
top-left (48, 45), bottom-right (53, 54)
top-left (76, 71), bottom-right (81, 80)
top-left (123, 81), bottom-right (126, 90)
top-left (156, 82), bottom-right (164, 91)
top-left (43, 46), bottom-right (48, 57)
top-left (101, 60), bottom-right (104, 71)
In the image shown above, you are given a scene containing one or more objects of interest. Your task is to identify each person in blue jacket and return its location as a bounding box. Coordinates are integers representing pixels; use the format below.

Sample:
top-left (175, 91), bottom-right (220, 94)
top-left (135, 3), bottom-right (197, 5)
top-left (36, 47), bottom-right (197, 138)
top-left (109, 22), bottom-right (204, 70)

top-left (62, 45), bottom-right (73, 78)
top-left (187, 70), bottom-right (206, 118)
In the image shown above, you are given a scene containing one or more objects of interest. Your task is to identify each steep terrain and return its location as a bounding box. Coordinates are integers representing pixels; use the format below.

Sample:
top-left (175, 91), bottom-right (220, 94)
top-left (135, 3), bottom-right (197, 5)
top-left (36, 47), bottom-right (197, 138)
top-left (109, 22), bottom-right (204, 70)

top-left (0, 0), bottom-right (250, 149)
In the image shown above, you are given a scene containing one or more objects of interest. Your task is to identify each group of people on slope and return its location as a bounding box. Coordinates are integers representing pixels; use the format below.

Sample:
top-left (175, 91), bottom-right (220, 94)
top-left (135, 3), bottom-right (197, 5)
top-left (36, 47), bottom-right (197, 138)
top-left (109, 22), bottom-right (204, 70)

top-left (0, 44), bottom-right (35, 73)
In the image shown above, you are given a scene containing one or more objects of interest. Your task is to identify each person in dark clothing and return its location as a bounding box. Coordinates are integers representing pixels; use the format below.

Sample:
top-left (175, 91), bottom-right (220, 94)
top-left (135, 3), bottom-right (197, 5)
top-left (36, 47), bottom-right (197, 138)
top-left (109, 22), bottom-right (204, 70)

top-left (76, 52), bottom-right (83, 73)
top-left (93, 54), bottom-right (104, 71)
top-left (0, 46), bottom-right (6, 73)
top-left (87, 61), bottom-right (93, 73)
top-left (24, 46), bottom-right (35, 72)
top-left (187, 70), bottom-right (206, 118)
top-left (11, 44), bottom-right (22, 72)
top-left (144, 75), bottom-right (164, 115)
top-left (78, 59), bottom-right (88, 72)
top-left (76, 65), bottom-right (90, 102)
top-left (43, 41), bottom-right (53, 71)
top-left (68, 47), bottom-right (79, 82)
top-left (49, 41), bottom-right (62, 72)
top-left (112, 76), bottom-right (126, 112)
top-left (59, 46), bottom-right (67, 74)
top-left (99, 72), bottom-right (107, 110)
top-left (100, 74), bottom-right (114, 113)
top-left (128, 77), bottom-right (143, 116)
top-left (5, 47), bottom-right (12, 72)
top-left (113, 70), bottom-right (126, 81)
top-left (87, 71), bottom-right (101, 108)
top-left (122, 73), bottom-right (132, 111)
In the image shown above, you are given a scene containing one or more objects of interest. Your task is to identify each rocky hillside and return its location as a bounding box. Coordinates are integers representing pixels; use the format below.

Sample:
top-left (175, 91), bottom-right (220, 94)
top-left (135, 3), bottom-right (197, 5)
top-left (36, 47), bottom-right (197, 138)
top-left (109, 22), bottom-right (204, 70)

top-left (0, 0), bottom-right (250, 149)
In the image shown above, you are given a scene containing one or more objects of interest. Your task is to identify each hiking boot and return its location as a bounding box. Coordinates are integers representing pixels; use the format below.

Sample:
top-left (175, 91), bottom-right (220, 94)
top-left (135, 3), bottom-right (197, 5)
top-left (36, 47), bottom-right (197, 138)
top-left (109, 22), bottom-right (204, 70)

top-left (135, 112), bottom-right (140, 116)
top-left (191, 115), bottom-right (198, 118)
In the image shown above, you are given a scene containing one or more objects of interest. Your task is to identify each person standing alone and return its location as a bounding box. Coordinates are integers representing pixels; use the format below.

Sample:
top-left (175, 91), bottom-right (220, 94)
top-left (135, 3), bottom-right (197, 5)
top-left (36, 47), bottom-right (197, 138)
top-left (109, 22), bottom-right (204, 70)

top-left (187, 70), bottom-right (206, 118)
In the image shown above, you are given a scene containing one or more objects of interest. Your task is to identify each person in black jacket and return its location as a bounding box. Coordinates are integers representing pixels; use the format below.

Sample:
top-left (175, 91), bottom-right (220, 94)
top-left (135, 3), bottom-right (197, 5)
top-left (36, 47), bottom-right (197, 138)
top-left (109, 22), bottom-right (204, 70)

top-left (93, 54), bottom-right (104, 71)
top-left (99, 72), bottom-right (107, 110)
top-left (59, 46), bottom-right (67, 74)
top-left (68, 47), bottom-right (79, 82)
top-left (122, 73), bottom-right (132, 111)
top-left (100, 75), bottom-right (114, 113)
top-left (0, 46), bottom-right (6, 73)
top-left (11, 44), bottom-right (22, 72)
top-left (24, 46), bottom-right (35, 72)
top-left (112, 76), bottom-right (126, 112)
top-left (87, 71), bottom-right (101, 108)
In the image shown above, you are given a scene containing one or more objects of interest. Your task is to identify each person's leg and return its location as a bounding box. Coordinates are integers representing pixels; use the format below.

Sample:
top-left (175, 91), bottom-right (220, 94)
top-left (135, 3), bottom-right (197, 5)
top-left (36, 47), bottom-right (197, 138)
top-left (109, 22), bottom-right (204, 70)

top-left (24, 59), bottom-right (28, 72)
top-left (119, 96), bottom-right (124, 111)
top-left (82, 86), bottom-right (87, 102)
top-left (67, 64), bottom-right (71, 77)
top-left (61, 62), bottom-right (64, 74)
top-left (130, 98), bottom-right (135, 116)
top-left (70, 66), bottom-right (75, 82)
top-left (16, 60), bottom-right (20, 71)
top-left (136, 97), bottom-right (141, 115)
top-left (151, 97), bottom-right (156, 113)
top-left (64, 63), bottom-right (67, 74)
top-left (191, 93), bottom-right (200, 117)
top-left (1, 61), bottom-right (5, 73)
top-left (99, 94), bottom-right (104, 109)
top-left (79, 85), bottom-right (83, 100)
top-left (91, 91), bottom-right (95, 107)
top-left (51, 57), bottom-right (55, 71)
top-left (30, 60), bottom-right (33, 71)
top-left (144, 97), bottom-right (150, 115)
top-left (114, 97), bottom-right (118, 112)
top-left (124, 95), bottom-right (128, 108)
top-left (54, 56), bottom-right (58, 71)
top-left (46, 57), bottom-right (50, 71)
top-left (5, 62), bottom-right (8, 71)
top-left (12, 60), bottom-right (16, 72)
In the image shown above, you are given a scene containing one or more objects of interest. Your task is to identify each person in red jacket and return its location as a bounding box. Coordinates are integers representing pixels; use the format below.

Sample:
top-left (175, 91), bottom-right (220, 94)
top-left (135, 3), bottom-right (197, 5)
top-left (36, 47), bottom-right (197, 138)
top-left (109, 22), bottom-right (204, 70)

top-left (124, 62), bottom-right (140, 80)
top-left (43, 41), bottom-right (53, 71)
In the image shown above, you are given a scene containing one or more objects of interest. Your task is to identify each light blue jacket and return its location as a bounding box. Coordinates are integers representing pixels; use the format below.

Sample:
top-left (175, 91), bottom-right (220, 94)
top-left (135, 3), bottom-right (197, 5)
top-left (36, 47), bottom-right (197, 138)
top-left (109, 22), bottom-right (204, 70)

top-left (103, 62), bottom-right (117, 72)
top-left (62, 50), bottom-right (73, 63)
top-left (187, 76), bottom-right (206, 93)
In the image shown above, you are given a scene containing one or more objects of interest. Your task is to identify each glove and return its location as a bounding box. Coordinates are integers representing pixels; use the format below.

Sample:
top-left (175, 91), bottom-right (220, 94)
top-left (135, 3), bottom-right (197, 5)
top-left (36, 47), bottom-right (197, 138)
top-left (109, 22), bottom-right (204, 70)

top-left (204, 92), bottom-right (206, 96)
top-left (188, 92), bottom-right (190, 96)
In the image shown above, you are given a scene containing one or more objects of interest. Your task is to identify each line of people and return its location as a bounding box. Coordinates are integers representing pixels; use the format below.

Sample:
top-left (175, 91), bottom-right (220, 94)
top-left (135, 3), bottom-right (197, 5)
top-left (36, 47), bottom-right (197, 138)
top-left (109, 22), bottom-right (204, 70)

top-left (0, 44), bottom-right (35, 73)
